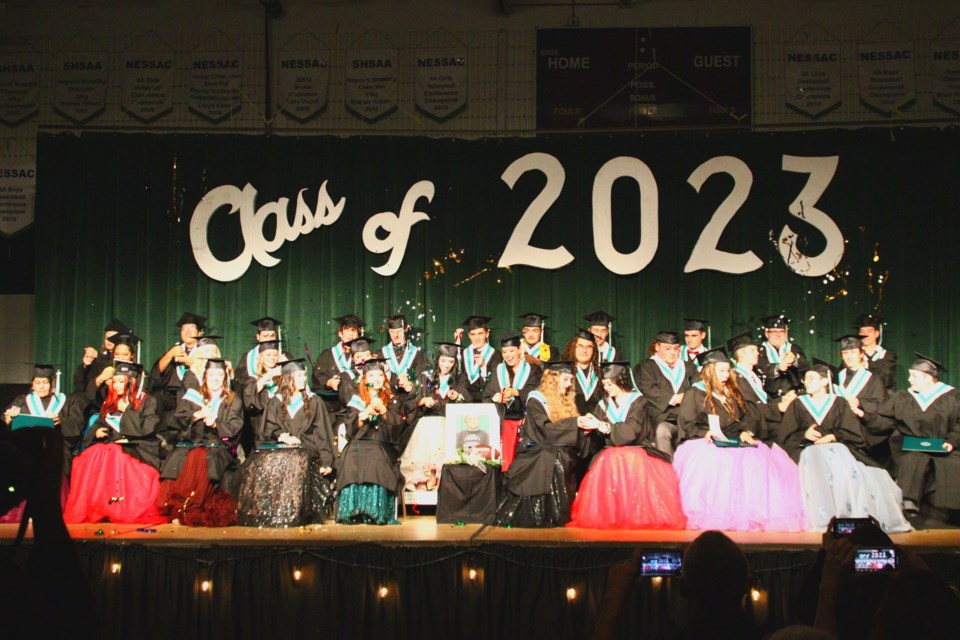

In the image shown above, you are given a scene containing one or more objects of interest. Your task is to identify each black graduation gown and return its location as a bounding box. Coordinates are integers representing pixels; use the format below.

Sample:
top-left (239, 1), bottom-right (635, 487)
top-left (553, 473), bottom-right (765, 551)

top-left (311, 344), bottom-right (358, 413)
top-left (572, 364), bottom-right (607, 473)
top-left (460, 345), bottom-right (503, 402)
top-left (678, 386), bottom-right (765, 442)
top-left (82, 395), bottom-right (161, 469)
top-left (777, 394), bottom-right (877, 466)
top-left (159, 393), bottom-right (244, 483)
top-left (233, 347), bottom-right (293, 389)
top-left (5, 392), bottom-right (82, 474)
top-left (837, 367), bottom-right (891, 462)
top-left (864, 347), bottom-right (898, 391)
top-left (868, 389), bottom-right (960, 508)
top-left (381, 343), bottom-right (431, 394)
top-left (595, 393), bottom-right (671, 463)
top-left (412, 370), bottom-right (471, 419)
top-left (240, 374), bottom-right (278, 414)
top-left (337, 392), bottom-right (414, 494)
top-left (481, 361), bottom-right (542, 421)
top-left (504, 396), bottom-right (580, 498)
top-left (758, 342), bottom-right (808, 398)
top-left (635, 357), bottom-right (696, 425)
top-left (258, 393), bottom-right (337, 468)
top-left (734, 367), bottom-right (783, 440)
top-left (72, 350), bottom-right (111, 395)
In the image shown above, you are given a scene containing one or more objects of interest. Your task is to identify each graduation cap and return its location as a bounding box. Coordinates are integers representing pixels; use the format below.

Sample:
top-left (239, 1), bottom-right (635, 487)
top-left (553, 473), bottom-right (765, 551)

top-left (258, 339), bottom-right (281, 353)
top-left (853, 313), bottom-right (882, 330)
top-left (344, 337), bottom-right (376, 353)
top-left (697, 346), bottom-right (728, 367)
top-left (810, 358), bottom-right (837, 379)
top-left (761, 314), bottom-right (790, 329)
top-left (279, 358), bottom-right (308, 375)
top-left (250, 316), bottom-right (282, 332)
top-left (683, 318), bottom-right (710, 332)
top-left (362, 357), bottom-right (387, 373)
top-left (433, 342), bottom-right (462, 358)
top-left (463, 315), bottom-right (493, 331)
top-left (584, 310), bottom-right (615, 327)
top-left (654, 330), bottom-right (680, 345)
top-left (545, 360), bottom-right (575, 374)
top-left (196, 335), bottom-right (223, 347)
top-left (205, 358), bottom-right (229, 371)
top-left (835, 334), bottom-right (863, 352)
top-left (385, 315), bottom-right (407, 330)
top-left (334, 314), bottom-right (365, 328)
top-left (104, 318), bottom-right (130, 333)
top-left (175, 312), bottom-right (207, 329)
top-left (519, 312), bottom-right (547, 329)
top-left (575, 328), bottom-right (597, 343)
top-left (114, 362), bottom-right (144, 378)
top-left (910, 352), bottom-right (946, 379)
top-left (32, 364), bottom-right (57, 380)
top-left (727, 332), bottom-right (755, 354)
top-left (499, 332), bottom-right (523, 349)
top-left (601, 361), bottom-right (631, 380)
top-left (110, 330), bottom-right (141, 349)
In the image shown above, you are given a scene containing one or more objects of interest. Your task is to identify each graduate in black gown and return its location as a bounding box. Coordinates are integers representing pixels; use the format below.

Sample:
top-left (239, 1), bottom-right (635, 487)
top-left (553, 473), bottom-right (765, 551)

top-left (868, 354), bottom-right (960, 528)
top-left (635, 330), bottom-right (697, 456)
top-left (237, 359), bottom-right (336, 527)
top-left (482, 332), bottom-right (542, 471)
top-left (779, 363), bottom-right (909, 532)
top-left (727, 332), bottom-right (791, 443)
top-left (519, 311), bottom-right (553, 363)
top-left (855, 313), bottom-right (898, 391)
top-left (454, 315), bottom-right (501, 402)
top-left (560, 329), bottom-right (605, 481)
top-left (312, 313), bottom-right (365, 413)
top-left (680, 318), bottom-right (710, 371)
top-left (834, 334), bottom-right (891, 466)
top-left (233, 316), bottom-right (284, 383)
top-left (380, 314), bottom-right (430, 396)
top-left (240, 339), bottom-right (282, 430)
top-left (495, 361), bottom-right (590, 527)
top-left (149, 312), bottom-right (207, 455)
top-left (72, 318), bottom-right (128, 397)
top-left (79, 330), bottom-right (141, 410)
top-left (757, 314), bottom-right (808, 398)
top-left (336, 358), bottom-right (416, 524)
top-left (584, 310), bottom-right (618, 363)
top-left (158, 358), bottom-right (243, 526)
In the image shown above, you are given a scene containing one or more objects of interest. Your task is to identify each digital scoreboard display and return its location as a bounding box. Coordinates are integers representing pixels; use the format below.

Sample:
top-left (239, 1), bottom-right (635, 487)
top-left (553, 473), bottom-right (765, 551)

top-left (536, 27), bottom-right (752, 130)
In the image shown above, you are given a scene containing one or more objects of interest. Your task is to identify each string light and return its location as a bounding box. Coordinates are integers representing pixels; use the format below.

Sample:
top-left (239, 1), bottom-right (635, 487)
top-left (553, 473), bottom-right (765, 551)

top-left (110, 562), bottom-right (122, 575)
top-left (378, 586), bottom-right (389, 599)
top-left (468, 568), bottom-right (477, 580)
top-left (566, 587), bottom-right (577, 602)
top-left (751, 587), bottom-right (761, 602)
top-left (651, 576), bottom-right (663, 586)
top-left (293, 568), bottom-right (302, 581)
top-left (201, 580), bottom-right (213, 593)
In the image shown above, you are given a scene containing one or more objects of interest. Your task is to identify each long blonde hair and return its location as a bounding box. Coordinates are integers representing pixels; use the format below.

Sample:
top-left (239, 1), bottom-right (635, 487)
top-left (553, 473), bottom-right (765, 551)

top-left (539, 369), bottom-right (579, 422)
top-left (700, 363), bottom-right (746, 416)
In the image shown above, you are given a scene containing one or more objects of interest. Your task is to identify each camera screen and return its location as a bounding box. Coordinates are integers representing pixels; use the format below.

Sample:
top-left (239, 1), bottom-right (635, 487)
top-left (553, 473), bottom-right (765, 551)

top-left (834, 517), bottom-right (872, 537)
top-left (854, 548), bottom-right (898, 572)
top-left (641, 550), bottom-right (683, 576)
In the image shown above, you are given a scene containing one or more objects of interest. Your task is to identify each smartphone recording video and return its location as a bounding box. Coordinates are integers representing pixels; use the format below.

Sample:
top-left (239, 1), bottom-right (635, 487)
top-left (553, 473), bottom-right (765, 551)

top-left (640, 549), bottom-right (683, 577)
top-left (853, 547), bottom-right (898, 572)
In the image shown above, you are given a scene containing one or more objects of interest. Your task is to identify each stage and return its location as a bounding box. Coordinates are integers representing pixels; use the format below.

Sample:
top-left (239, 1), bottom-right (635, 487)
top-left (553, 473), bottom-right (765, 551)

top-left (3, 519), bottom-right (960, 640)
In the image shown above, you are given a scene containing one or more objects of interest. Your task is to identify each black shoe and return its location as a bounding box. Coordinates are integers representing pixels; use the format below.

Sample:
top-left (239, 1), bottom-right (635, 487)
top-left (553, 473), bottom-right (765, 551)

top-left (905, 510), bottom-right (927, 530)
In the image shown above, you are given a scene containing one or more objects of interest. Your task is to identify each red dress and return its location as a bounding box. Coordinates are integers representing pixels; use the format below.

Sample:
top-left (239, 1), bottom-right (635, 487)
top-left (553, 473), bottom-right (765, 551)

top-left (568, 392), bottom-right (687, 530)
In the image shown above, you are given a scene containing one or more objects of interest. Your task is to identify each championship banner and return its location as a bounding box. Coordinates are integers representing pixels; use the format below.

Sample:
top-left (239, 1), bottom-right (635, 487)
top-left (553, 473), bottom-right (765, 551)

top-left (188, 51), bottom-right (243, 123)
top-left (344, 48), bottom-right (398, 122)
top-left (121, 51), bottom-right (175, 123)
top-left (54, 51), bottom-right (107, 124)
top-left (0, 55), bottom-right (39, 126)
top-left (784, 43), bottom-right (841, 118)
top-left (858, 41), bottom-right (916, 115)
top-left (414, 47), bottom-right (467, 120)
top-left (0, 163), bottom-right (36, 237)
top-left (931, 40), bottom-right (960, 117)
top-left (277, 49), bottom-right (330, 122)
top-left (536, 27), bottom-right (751, 129)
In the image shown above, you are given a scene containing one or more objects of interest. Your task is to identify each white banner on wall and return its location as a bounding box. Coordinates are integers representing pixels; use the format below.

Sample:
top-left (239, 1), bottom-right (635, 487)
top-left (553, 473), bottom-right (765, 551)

top-left (857, 41), bottom-right (916, 115)
top-left (784, 43), bottom-right (841, 118)
top-left (413, 47), bottom-right (467, 120)
top-left (277, 50), bottom-right (329, 122)
top-left (931, 40), bottom-right (960, 117)
top-left (0, 56), bottom-right (39, 126)
top-left (0, 164), bottom-right (36, 237)
top-left (121, 52), bottom-right (175, 123)
top-left (344, 48), bottom-right (398, 122)
top-left (54, 52), bottom-right (108, 124)
top-left (189, 52), bottom-right (243, 123)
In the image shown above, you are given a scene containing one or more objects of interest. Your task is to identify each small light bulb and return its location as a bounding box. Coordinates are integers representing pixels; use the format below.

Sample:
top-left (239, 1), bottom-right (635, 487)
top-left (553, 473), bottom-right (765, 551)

top-left (110, 562), bottom-right (122, 574)
top-left (751, 588), bottom-right (761, 602)
top-left (651, 576), bottom-right (663, 585)
top-left (468, 569), bottom-right (477, 580)
top-left (293, 569), bottom-right (302, 581)
top-left (378, 586), bottom-right (389, 598)
top-left (201, 580), bottom-right (212, 593)
top-left (566, 587), bottom-right (577, 601)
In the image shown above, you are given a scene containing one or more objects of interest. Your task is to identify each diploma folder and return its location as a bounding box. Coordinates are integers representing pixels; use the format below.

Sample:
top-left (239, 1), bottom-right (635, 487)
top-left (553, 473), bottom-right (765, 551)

top-left (902, 436), bottom-right (948, 454)
top-left (11, 415), bottom-right (56, 430)
top-left (712, 436), bottom-right (757, 448)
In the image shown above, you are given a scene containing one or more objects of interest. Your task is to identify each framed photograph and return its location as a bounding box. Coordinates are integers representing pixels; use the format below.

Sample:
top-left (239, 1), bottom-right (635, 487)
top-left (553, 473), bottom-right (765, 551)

top-left (444, 402), bottom-right (501, 461)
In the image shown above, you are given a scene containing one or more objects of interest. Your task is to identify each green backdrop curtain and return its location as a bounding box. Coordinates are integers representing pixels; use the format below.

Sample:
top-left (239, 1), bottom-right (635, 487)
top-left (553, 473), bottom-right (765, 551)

top-left (33, 127), bottom-right (960, 383)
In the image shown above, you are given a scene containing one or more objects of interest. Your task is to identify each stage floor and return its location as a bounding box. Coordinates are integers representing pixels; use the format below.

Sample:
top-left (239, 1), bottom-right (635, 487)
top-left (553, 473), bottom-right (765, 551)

top-left (3, 517), bottom-right (960, 550)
